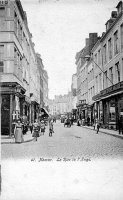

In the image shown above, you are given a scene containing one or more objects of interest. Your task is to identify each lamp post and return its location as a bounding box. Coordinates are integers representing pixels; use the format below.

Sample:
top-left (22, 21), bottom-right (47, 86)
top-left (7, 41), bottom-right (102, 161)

top-left (84, 55), bottom-right (113, 85)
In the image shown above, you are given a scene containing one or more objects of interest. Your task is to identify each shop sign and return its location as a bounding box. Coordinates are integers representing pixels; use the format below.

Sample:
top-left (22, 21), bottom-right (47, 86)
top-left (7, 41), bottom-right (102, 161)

top-left (0, 0), bottom-right (8, 5)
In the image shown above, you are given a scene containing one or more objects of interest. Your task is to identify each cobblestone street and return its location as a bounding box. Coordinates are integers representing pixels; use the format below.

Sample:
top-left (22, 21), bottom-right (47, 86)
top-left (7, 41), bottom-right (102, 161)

top-left (1, 121), bottom-right (123, 200)
top-left (2, 121), bottom-right (123, 160)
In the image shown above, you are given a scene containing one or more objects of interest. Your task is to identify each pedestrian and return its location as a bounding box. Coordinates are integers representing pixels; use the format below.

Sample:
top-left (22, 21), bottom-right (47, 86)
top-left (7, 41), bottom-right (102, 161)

top-left (29, 121), bottom-right (33, 134)
top-left (77, 118), bottom-right (80, 126)
top-left (32, 119), bottom-right (40, 141)
top-left (14, 119), bottom-right (24, 143)
top-left (40, 120), bottom-right (45, 135)
top-left (22, 122), bottom-right (28, 135)
top-left (95, 118), bottom-right (100, 134)
top-left (118, 116), bottom-right (123, 135)
top-left (87, 116), bottom-right (90, 126)
top-left (93, 118), bottom-right (96, 130)
top-left (49, 120), bottom-right (54, 137)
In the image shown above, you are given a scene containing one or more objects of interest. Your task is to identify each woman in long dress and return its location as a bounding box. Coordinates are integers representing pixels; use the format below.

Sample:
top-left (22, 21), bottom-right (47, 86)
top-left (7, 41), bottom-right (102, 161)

top-left (14, 119), bottom-right (24, 143)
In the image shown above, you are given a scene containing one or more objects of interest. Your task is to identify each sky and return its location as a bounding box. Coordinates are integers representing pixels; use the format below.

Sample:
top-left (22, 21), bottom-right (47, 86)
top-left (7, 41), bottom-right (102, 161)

top-left (22, 0), bottom-right (120, 99)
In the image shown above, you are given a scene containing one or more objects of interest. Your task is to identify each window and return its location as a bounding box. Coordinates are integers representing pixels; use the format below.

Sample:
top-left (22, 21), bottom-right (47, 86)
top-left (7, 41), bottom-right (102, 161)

top-left (0, 7), bottom-right (5, 17)
top-left (103, 44), bottom-right (107, 64)
top-left (14, 12), bottom-right (18, 35)
top-left (94, 53), bottom-right (97, 68)
top-left (99, 73), bottom-right (102, 90)
top-left (98, 49), bottom-right (101, 65)
top-left (95, 76), bottom-right (98, 93)
top-left (104, 71), bottom-right (107, 88)
top-left (109, 67), bottom-right (113, 84)
top-left (0, 45), bottom-right (4, 72)
top-left (108, 38), bottom-right (112, 60)
top-left (0, 45), bottom-right (4, 60)
top-left (114, 30), bottom-right (119, 55)
top-left (14, 48), bottom-right (18, 75)
top-left (115, 62), bottom-right (120, 82)
top-left (120, 24), bottom-right (123, 50)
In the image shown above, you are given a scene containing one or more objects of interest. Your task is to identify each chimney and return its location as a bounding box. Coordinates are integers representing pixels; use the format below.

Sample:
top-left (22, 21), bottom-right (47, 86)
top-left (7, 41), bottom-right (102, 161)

top-left (102, 32), bottom-right (105, 37)
top-left (111, 11), bottom-right (117, 18)
top-left (85, 38), bottom-right (89, 47)
top-left (89, 33), bottom-right (98, 53)
top-left (105, 11), bottom-right (117, 31)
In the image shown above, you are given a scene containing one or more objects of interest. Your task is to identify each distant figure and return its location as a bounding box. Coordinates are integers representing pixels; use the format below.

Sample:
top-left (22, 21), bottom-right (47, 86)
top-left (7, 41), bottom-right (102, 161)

top-left (32, 119), bottom-right (40, 141)
top-left (77, 118), bottom-right (80, 126)
top-left (22, 122), bottom-right (28, 135)
top-left (118, 116), bottom-right (123, 135)
top-left (14, 119), bottom-right (24, 143)
top-left (87, 116), bottom-right (90, 126)
top-left (49, 120), bottom-right (54, 137)
top-left (40, 120), bottom-right (45, 135)
top-left (95, 118), bottom-right (100, 134)
top-left (29, 122), bottom-right (33, 134)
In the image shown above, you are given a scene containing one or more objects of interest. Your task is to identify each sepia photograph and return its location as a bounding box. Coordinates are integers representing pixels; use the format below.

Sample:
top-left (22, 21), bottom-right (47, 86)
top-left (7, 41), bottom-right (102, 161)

top-left (0, 0), bottom-right (123, 199)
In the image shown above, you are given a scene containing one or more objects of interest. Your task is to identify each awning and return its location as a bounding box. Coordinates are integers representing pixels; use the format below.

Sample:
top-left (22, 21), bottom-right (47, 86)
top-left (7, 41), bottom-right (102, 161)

top-left (40, 108), bottom-right (49, 116)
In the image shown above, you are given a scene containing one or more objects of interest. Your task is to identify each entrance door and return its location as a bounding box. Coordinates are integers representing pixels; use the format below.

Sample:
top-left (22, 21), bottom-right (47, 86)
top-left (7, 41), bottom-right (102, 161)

top-left (1, 95), bottom-right (10, 135)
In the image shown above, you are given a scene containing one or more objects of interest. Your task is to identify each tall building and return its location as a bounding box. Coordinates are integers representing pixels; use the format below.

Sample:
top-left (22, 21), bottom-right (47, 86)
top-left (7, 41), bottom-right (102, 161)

top-left (75, 33), bottom-right (99, 120)
top-left (36, 53), bottom-right (44, 108)
top-left (92, 1), bottom-right (123, 129)
top-left (71, 73), bottom-right (77, 120)
top-left (75, 1), bottom-right (123, 129)
top-left (43, 69), bottom-right (49, 110)
top-left (0, 0), bottom-right (48, 134)
top-left (49, 92), bottom-right (73, 116)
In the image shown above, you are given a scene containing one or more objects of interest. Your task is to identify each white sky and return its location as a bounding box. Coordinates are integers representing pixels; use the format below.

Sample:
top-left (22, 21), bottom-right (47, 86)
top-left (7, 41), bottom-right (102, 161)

top-left (22, 0), bottom-right (119, 99)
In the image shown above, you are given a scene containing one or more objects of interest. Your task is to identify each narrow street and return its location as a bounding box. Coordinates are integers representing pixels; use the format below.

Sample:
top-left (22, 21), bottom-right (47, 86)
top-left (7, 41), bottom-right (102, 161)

top-left (2, 121), bottom-right (123, 160)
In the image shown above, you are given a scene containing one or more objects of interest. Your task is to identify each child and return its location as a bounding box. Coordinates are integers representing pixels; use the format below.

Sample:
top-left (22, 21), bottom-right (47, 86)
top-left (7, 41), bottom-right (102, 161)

top-left (49, 120), bottom-right (54, 137)
top-left (40, 120), bottom-right (45, 135)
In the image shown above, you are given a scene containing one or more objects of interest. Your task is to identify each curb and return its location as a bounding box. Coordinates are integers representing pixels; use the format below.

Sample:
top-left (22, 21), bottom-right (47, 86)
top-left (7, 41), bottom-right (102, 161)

top-left (81, 126), bottom-right (123, 140)
top-left (1, 135), bottom-right (35, 144)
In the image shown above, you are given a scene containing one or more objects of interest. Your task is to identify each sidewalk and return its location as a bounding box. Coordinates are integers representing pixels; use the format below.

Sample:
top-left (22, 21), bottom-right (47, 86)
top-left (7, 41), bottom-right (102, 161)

top-left (79, 124), bottom-right (123, 139)
top-left (1, 130), bottom-right (35, 144)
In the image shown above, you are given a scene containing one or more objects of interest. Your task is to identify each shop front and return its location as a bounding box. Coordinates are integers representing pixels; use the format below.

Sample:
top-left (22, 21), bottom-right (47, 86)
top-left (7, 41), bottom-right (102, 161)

top-left (1, 82), bottom-right (25, 135)
top-left (93, 81), bottom-right (123, 130)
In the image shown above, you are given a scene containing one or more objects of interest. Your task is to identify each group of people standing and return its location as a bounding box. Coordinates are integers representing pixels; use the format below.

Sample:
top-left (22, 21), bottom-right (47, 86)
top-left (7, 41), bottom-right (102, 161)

top-left (12, 119), bottom-right (46, 143)
top-left (12, 118), bottom-right (55, 143)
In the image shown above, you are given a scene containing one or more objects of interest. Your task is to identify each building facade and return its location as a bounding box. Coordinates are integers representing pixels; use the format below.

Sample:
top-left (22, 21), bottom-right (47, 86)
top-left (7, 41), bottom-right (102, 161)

top-left (92, 1), bottom-right (123, 130)
top-left (75, 33), bottom-right (99, 121)
top-left (49, 92), bottom-right (73, 116)
top-left (0, 0), bottom-right (48, 134)
top-left (75, 1), bottom-right (123, 129)
top-left (43, 69), bottom-right (49, 111)
top-left (71, 73), bottom-right (77, 120)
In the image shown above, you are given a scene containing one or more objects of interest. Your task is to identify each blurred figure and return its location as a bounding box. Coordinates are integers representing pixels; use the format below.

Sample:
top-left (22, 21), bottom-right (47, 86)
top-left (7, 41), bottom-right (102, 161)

top-left (40, 120), bottom-right (45, 135)
top-left (87, 116), bottom-right (90, 126)
top-left (29, 121), bottom-right (33, 134)
top-left (118, 115), bottom-right (123, 135)
top-left (49, 120), bottom-right (54, 137)
top-left (32, 119), bottom-right (40, 141)
top-left (95, 118), bottom-right (100, 134)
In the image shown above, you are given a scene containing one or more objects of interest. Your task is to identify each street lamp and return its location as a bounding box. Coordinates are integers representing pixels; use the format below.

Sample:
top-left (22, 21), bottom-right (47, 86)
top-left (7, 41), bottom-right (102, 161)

top-left (84, 55), bottom-right (113, 85)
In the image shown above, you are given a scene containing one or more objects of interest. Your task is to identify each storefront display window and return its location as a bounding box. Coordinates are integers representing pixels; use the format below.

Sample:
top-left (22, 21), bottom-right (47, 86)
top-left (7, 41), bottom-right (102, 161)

top-left (109, 101), bottom-right (116, 121)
